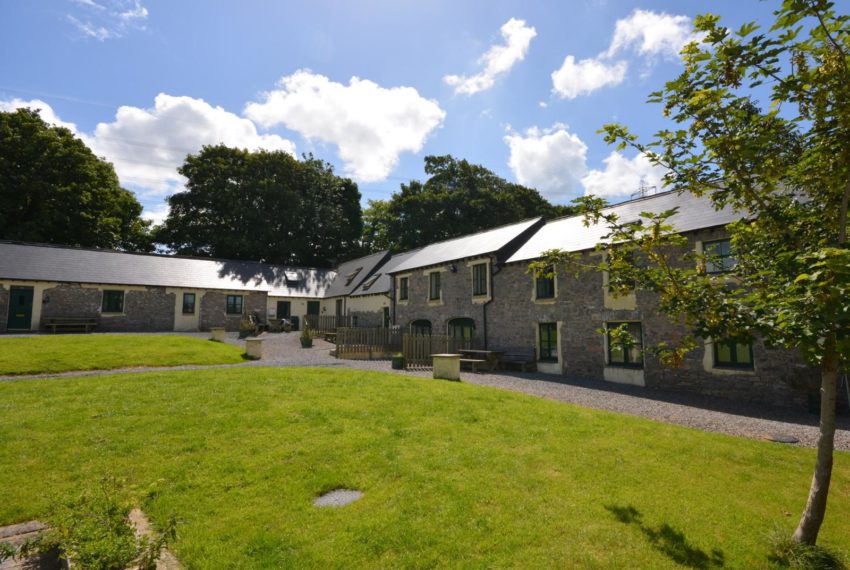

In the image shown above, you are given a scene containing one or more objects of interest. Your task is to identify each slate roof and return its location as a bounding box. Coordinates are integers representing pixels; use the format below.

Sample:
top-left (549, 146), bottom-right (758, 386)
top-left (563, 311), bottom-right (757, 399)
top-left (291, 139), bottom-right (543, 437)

top-left (323, 250), bottom-right (391, 298)
top-left (507, 190), bottom-right (744, 264)
top-left (0, 242), bottom-right (335, 298)
top-left (388, 218), bottom-right (544, 274)
top-left (350, 249), bottom-right (422, 297)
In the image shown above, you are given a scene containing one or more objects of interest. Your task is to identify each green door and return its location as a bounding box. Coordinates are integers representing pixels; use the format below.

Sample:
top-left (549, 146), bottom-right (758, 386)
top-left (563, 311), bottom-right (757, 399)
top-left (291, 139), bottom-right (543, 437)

top-left (307, 301), bottom-right (320, 315)
top-left (276, 300), bottom-right (291, 319)
top-left (7, 287), bottom-right (34, 330)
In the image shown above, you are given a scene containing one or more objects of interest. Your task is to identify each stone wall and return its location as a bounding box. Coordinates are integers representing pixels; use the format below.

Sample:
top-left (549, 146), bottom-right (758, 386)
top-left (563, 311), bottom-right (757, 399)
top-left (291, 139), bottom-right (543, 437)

top-left (484, 229), bottom-right (818, 408)
top-left (394, 258), bottom-right (490, 339)
top-left (0, 284), bottom-right (8, 332)
top-left (40, 283), bottom-right (176, 332)
top-left (199, 291), bottom-right (267, 331)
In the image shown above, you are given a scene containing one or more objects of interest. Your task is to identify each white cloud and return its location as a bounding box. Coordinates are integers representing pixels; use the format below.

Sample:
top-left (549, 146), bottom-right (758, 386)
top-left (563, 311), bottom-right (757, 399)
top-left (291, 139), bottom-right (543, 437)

top-left (245, 70), bottom-right (445, 182)
top-left (0, 98), bottom-right (80, 131)
top-left (504, 124), bottom-right (589, 201)
top-left (551, 56), bottom-right (628, 100)
top-left (87, 94), bottom-right (296, 195)
top-left (550, 9), bottom-right (701, 98)
top-left (67, 0), bottom-right (148, 41)
top-left (606, 9), bottom-right (704, 60)
top-left (443, 18), bottom-right (537, 95)
top-left (581, 151), bottom-right (667, 199)
top-left (1, 95), bottom-right (296, 198)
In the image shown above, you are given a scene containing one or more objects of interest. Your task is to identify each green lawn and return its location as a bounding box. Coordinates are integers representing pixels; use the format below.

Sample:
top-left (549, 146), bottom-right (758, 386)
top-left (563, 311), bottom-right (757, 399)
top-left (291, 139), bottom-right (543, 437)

top-left (0, 334), bottom-right (245, 375)
top-left (1, 368), bottom-right (847, 569)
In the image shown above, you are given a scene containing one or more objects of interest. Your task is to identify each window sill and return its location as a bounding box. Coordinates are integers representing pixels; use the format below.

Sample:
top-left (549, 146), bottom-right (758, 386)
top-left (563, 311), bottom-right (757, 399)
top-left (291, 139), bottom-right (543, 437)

top-left (533, 297), bottom-right (556, 304)
top-left (427, 299), bottom-right (444, 307)
top-left (101, 312), bottom-right (124, 316)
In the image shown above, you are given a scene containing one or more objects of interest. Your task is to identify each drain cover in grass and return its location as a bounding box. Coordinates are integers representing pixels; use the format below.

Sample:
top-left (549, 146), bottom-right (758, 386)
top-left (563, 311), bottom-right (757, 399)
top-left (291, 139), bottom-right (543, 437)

top-left (314, 489), bottom-right (363, 508)
top-left (766, 434), bottom-right (800, 444)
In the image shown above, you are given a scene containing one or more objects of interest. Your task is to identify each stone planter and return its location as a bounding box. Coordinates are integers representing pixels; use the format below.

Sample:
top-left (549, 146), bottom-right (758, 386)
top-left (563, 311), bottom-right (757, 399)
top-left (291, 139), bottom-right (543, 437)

top-left (245, 338), bottom-right (265, 360)
top-left (432, 353), bottom-right (461, 381)
top-left (210, 327), bottom-right (226, 342)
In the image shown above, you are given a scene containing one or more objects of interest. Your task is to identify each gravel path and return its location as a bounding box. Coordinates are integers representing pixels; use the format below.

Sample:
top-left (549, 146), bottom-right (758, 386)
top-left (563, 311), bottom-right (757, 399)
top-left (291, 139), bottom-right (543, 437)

top-left (3, 331), bottom-right (848, 451)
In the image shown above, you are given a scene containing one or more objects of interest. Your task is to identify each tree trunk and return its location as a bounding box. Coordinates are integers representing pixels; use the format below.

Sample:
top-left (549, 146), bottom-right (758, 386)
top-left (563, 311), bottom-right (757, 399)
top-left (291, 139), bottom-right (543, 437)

top-left (792, 337), bottom-right (839, 545)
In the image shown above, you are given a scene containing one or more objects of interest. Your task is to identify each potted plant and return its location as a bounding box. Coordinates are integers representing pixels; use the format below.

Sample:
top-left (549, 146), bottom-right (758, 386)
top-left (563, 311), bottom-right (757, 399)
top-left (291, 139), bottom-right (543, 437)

top-left (391, 352), bottom-right (404, 370)
top-left (300, 323), bottom-right (313, 348)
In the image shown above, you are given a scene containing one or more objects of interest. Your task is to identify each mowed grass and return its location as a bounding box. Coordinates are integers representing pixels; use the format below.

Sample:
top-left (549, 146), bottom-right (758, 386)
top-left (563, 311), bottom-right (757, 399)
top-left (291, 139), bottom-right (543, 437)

top-left (0, 334), bottom-right (245, 375)
top-left (1, 368), bottom-right (848, 569)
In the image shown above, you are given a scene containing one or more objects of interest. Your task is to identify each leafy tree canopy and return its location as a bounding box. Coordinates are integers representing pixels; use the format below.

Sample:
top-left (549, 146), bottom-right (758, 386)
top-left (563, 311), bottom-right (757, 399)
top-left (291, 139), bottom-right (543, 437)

top-left (533, 0), bottom-right (850, 548)
top-left (0, 108), bottom-right (151, 251)
top-left (155, 145), bottom-right (363, 266)
top-left (362, 155), bottom-right (574, 252)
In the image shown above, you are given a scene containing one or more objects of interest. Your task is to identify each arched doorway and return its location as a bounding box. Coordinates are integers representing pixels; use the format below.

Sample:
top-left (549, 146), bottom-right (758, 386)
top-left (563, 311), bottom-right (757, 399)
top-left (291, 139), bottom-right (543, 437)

top-left (447, 317), bottom-right (476, 347)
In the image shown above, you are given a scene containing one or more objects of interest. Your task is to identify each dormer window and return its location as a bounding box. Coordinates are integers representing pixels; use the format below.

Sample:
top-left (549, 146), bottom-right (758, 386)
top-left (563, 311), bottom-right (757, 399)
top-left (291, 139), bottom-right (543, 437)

top-left (345, 267), bottom-right (362, 285)
top-left (361, 274), bottom-right (380, 291)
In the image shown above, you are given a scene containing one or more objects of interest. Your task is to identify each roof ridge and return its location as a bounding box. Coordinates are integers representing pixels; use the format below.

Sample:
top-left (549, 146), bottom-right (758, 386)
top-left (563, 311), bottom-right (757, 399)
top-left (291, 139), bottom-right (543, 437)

top-left (0, 240), bottom-right (334, 272)
top-left (543, 188), bottom-right (681, 225)
top-left (405, 216), bottom-right (542, 250)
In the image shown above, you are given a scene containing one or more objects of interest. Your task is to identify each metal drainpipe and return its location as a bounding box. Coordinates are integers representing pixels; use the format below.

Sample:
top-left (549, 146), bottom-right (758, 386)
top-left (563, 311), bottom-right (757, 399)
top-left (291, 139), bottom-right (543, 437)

top-left (482, 255), bottom-right (501, 350)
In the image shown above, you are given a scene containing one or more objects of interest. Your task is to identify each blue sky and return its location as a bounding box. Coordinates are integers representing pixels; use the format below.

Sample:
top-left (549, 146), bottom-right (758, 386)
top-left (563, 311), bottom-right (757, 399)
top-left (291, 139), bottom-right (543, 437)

top-left (1, 0), bottom-right (779, 223)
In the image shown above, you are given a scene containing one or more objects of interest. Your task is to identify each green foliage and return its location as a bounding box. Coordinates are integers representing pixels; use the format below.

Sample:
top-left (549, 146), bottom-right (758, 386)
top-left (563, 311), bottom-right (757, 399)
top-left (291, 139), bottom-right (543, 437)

top-left (0, 108), bottom-right (152, 251)
top-left (300, 323), bottom-right (313, 341)
top-left (31, 478), bottom-right (177, 570)
top-left (45, 478), bottom-right (141, 570)
top-left (0, 334), bottom-right (245, 375)
top-left (362, 155), bottom-right (574, 252)
top-left (155, 146), bottom-right (363, 266)
top-left (0, 368), bottom-right (848, 567)
top-left (769, 531), bottom-right (848, 570)
top-left (531, 0), bottom-right (850, 547)
top-left (0, 541), bottom-right (14, 563)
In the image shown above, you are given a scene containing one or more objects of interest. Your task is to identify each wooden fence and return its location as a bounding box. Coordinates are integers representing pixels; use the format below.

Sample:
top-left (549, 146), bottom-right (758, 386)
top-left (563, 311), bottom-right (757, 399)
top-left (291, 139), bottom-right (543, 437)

top-left (303, 315), bottom-right (352, 334)
top-left (402, 333), bottom-right (480, 370)
top-left (335, 326), bottom-right (402, 360)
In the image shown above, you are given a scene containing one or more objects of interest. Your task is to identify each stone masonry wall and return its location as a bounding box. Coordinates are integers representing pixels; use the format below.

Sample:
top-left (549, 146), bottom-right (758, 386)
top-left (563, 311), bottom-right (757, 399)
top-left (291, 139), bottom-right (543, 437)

top-left (40, 283), bottom-right (176, 332)
top-left (199, 291), bottom-right (267, 331)
top-left (394, 258), bottom-right (490, 340)
top-left (0, 285), bottom-right (9, 332)
top-left (486, 228), bottom-right (818, 408)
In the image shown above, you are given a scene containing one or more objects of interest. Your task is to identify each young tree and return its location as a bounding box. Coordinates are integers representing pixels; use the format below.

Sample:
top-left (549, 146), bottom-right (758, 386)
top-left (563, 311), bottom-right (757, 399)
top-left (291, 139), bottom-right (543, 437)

top-left (536, 0), bottom-right (849, 546)
top-left (156, 146), bottom-right (363, 266)
top-left (362, 155), bottom-right (573, 252)
top-left (0, 108), bottom-right (152, 251)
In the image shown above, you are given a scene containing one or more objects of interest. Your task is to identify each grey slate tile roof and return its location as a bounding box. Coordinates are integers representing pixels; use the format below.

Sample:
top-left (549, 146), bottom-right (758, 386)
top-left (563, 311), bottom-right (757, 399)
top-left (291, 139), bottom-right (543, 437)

top-left (323, 250), bottom-right (391, 298)
top-left (0, 242), bottom-right (335, 297)
top-left (350, 249), bottom-right (422, 297)
top-left (388, 217), bottom-right (543, 274)
top-left (507, 191), bottom-right (744, 264)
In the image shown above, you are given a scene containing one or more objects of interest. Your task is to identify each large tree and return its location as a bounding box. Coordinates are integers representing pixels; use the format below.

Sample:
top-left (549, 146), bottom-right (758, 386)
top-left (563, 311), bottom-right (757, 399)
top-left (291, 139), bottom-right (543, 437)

top-left (362, 155), bottom-right (574, 252)
top-left (0, 108), bottom-right (151, 251)
top-left (536, 0), bottom-right (850, 548)
top-left (156, 146), bottom-right (363, 266)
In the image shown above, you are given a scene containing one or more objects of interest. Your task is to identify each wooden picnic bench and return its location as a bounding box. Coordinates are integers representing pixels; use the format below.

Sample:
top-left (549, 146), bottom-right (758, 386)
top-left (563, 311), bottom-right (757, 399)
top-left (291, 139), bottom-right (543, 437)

top-left (44, 316), bottom-right (98, 334)
top-left (457, 349), bottom-right (503, 371)
top-left (459, 358), bottom-right (487, 373)
top-left (500, 349), bottom-right (537, 372)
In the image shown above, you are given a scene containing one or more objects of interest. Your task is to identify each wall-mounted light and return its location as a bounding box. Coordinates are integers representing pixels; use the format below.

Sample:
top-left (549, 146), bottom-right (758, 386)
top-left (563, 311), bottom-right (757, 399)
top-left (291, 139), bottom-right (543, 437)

top-left (449, 264), bottom-right (457, 273)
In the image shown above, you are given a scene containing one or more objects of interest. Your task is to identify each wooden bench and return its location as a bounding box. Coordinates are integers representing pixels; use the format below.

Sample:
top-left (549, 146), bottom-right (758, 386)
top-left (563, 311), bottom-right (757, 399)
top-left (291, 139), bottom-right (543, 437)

top-left (500, 350), bottom-right (537, 372)
top-left (323, 332), bottom-right (337, 344)
top-left (44, 316), bottom-right (98, 334)
top-left (459, 358), bottom-right (487, 373)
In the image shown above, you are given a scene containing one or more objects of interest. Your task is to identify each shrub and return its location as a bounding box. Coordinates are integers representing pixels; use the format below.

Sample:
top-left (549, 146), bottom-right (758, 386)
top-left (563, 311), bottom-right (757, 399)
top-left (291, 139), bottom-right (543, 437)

top-left (769, 532), bottom-right (847, 570)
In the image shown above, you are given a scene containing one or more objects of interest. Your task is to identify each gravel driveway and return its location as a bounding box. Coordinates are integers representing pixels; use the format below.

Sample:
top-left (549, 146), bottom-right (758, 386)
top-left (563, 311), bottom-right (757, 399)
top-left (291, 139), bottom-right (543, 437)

top-left (4, 331), bottom-right (849, 451)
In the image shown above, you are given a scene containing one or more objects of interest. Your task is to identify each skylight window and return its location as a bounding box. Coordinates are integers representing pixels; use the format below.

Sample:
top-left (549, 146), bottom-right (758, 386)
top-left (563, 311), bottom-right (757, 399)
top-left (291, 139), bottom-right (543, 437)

top-left (361, 274), bottom-right (381, 290)
top-left (345, 267), bottom-right (362, 285)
